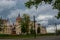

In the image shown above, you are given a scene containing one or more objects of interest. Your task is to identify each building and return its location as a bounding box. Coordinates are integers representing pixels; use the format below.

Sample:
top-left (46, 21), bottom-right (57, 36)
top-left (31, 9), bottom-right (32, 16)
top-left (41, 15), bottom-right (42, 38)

top-left (14, 14), bottom-right (47, 34)
top-left (0, 18), bottom-right (12, 34)
top-left (0, 14), bottom-right (47, 35)
top-left (40, 26), bottom-right (46, 34)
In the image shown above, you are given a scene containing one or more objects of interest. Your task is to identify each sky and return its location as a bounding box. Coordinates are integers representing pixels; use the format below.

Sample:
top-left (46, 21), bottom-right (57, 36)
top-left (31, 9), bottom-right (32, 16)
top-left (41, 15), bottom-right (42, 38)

top-left (0, 0), bottom-right (60, 26)
top-left (46, 24), bottom-right (60, 33)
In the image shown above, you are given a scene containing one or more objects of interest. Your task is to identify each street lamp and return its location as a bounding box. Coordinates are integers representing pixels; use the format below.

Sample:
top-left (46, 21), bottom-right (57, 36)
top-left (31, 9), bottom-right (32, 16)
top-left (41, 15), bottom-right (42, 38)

top-left (33, 4), bottom-right (39, 38)
top-left (33, 16), bottom-right (36, 38)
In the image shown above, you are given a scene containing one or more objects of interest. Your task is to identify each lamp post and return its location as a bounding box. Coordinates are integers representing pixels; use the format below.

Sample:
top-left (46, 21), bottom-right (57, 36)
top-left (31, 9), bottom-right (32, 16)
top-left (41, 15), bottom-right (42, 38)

top-left (33, 16), bottom-right (36, 38)
top-left (33, 5), bottom-right (38, 38)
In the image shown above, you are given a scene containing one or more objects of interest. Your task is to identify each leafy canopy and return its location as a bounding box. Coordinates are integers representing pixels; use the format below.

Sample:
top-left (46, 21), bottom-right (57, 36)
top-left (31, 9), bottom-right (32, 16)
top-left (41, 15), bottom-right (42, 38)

top-left (20, 14), bottom-right (30, 33)
top-left (25, 0), bottom-right (52, 8)
top-left (25, 0), bottom-right (60, 19)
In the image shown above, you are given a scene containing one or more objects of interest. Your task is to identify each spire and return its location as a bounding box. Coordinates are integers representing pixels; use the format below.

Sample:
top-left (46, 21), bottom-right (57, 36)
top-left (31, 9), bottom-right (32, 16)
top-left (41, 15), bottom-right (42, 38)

top-left (0, 16), bottom-right (2, 19)
top-left (13, 23), bottom-right (14, 26)
top-left (7, 18), bottom-right (9, 22)
top-left (18, 13), bottom-right (20, 17)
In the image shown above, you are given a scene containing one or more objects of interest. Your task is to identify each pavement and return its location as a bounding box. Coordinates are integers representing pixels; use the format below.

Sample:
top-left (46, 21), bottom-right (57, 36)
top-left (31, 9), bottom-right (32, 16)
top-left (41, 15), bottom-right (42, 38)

top-left (0, 36), bottom-right (60, 40)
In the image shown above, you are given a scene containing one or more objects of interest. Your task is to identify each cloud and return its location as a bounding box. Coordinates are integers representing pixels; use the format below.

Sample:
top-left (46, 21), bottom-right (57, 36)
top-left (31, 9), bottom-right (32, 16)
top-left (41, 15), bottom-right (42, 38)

top-left (46, 25), bottom-right (56, 33)
top-left (37, 15), bottom-right (53, 20)
top-left (48, 17), bottom-right (60, 25)
top-left (46, 25), bottom-right (60, 33)
top-left (0, 0), bottom-right (16, 12)
top-left (8, 3), bottom-right (58, 18)
top-left (36, 15), bottom-right (53, 26)
top-left (0, 0), bottom-right (59, 33)
top-left (7, 7), bottom-right (37, 19)
top-left (7, 2), bottom-right (58, 25)
top-left (0, 0), bottom-right (58, 26)
top-left (8, 9), bottom-right (20, 18)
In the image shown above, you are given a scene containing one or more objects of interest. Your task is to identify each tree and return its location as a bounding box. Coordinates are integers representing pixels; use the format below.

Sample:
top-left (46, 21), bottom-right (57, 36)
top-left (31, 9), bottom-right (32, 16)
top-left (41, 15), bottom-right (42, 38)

top-left (0, 18), bottom-right (3, 31)
top-left (37, 27), bottom-right (40, 34)
top-left (30, 28), bottom-right (35, 34)
top-left (25, 0), bottom-right (52, 8)
top-left (21, 25), bottom-right (26, 33)
top-left (0, 17), bottom-right (7, 33)
top-left (20, 14), bottom-right (30, 34)
top-left (20, 19), bottom-right (26, 33)
top-left (3, 25), bottom-right (7, 33)
top-left (25, 0), bottom-right (60, 18)
top-left (57, 30), bottom-right (60, 35)
top-left (30, 26), bottom-right (35, 34)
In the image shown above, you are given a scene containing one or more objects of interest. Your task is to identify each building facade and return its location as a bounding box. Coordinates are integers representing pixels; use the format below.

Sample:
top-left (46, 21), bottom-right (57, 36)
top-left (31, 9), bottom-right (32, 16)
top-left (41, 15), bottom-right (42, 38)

top-left (0, 15), bottom-right (46, 35)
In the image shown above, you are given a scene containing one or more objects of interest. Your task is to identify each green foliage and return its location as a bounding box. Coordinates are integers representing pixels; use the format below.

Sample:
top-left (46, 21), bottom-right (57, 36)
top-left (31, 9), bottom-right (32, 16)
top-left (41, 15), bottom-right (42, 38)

top-left (53, 0), bottom-right (60, 10)
top-left (25, 0), bottom-right (34, 8)
top-left (20, 14), bottom-right (30, 34)
top-left (53, 0), bottom-right (60, 18)
top-left (23, 14), bottom-right (30, 34)
top-left (30, 29), bottom-right (35, 34)
top-left (0, 17), bottom-right (7, 32)
top-left (3, 25), bottom-right (7, 33)
top-left (30, 27), bottom-right (34, 34)
top-left (0, 28), bottom-right (2, 31)
top-left (0, 18), bottom-right (3, 26)
top-left (55, 12), bottom-right (60, 19)
top-left (25, 0), bottom-right (52, 8)
top-left (21, 26), bottom-right (26, 33)
top-left (25, 0), bottom-right (60, 19)
top-left (0, 18), bottom-right (3, 31)
top-left (37, 27), bottom-right (40, 33)
top-left (57, 30), bottom-right (60, 34)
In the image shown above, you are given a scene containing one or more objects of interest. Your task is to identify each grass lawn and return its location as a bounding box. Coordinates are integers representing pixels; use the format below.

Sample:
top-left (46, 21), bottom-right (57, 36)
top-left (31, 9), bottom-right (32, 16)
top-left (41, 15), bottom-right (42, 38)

top-left (0, 34), bottom-right (35, 39)
top-left (0, 33), bottom-right (59, 39)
